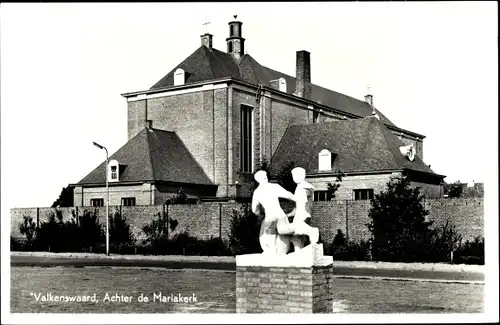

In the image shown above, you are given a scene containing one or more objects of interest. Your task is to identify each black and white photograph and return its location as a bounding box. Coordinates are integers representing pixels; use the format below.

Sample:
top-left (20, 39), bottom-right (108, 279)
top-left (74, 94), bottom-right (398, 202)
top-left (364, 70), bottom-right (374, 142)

top-left (1, 2), bottom-right (498, 323)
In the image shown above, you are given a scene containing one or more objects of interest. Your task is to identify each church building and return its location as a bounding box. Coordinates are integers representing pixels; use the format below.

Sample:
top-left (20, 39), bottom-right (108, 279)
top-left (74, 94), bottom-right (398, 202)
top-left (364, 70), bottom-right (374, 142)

top-left (72, 17), bottom-right (445, 207)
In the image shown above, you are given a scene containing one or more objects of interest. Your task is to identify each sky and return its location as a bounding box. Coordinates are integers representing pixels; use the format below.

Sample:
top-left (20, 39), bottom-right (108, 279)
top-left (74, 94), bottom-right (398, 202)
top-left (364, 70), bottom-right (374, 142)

top-left (1, 2), bottom-right (498, 214)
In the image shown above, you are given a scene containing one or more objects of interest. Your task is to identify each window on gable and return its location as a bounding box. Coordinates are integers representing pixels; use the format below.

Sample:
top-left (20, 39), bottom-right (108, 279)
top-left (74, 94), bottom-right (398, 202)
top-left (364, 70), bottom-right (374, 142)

top-left (90, 198), bottom-right (104, 207)
top-left (121, 197), bottom-right (136, 206)
top-left (240, 105), bottom-right (253, 173)
top-left (314, 191), bottom-right (329, 202)
top-left (353, 189), bottom-right (374, 201)
top-left (111, 166), bottom-right (117, 180)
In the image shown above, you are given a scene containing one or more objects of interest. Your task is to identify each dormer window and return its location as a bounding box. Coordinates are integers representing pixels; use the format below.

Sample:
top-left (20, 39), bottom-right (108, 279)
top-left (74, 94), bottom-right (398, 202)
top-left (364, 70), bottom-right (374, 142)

top-left (278, 77), bottom-right (287, 92)
top-left (108, 159), bottom-right (120, 182)
top-left (318, 149), bottom-right (332, 171)
top-left (174, 68), bottom-right (186, 86)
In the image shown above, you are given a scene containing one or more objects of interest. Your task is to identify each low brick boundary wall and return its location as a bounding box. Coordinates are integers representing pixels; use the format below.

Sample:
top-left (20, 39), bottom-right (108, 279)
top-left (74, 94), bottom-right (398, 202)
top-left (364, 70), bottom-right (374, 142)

top-left (236, 265), bottom-right (333, 313)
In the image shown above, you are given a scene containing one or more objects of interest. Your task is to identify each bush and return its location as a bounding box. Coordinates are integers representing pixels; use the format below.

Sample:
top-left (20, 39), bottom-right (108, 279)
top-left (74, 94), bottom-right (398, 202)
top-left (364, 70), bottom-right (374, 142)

top-left (326, 229), bottom-right (370, 261)
top-left (110, 212), bottom-right (136, 253)
top-left (228, 203), bottom-right (262, 255)
top-left (367, 174), bottom-right (435, 263)
top-left (454, 236), bottom-right (484, 265)
top-left (428, 220), bottom-right (463, 263)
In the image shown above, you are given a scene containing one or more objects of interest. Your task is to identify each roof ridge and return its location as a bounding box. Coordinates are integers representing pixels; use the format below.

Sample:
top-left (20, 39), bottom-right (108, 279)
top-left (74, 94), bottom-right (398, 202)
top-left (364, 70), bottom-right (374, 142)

top-left (373, 118), bottom-right (407, 169)
top-left (200, 46), bottom-right (218, 79)
top-left (145, 128), bottom-right (157, 180)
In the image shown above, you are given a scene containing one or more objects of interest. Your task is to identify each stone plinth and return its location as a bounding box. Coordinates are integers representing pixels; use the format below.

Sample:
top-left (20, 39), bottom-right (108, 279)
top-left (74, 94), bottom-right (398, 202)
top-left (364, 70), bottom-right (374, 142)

top-left (236, 244), bottom-right (333, 313)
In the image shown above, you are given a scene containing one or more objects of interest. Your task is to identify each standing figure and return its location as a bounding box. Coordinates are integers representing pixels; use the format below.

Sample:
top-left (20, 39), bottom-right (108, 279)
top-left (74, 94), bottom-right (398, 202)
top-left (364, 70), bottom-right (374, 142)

top-left (252, 170), bottom-right (295, 255)
top-left (286, 167), bottom-right (319, 247)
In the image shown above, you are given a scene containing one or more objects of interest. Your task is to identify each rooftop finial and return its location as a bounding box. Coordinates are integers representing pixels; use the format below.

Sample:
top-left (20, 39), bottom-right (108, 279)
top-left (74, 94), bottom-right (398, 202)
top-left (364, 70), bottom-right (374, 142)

top-left (234, 14), bottom-right (238, 19)
top-left (203, 16), bottom-right (211, 34)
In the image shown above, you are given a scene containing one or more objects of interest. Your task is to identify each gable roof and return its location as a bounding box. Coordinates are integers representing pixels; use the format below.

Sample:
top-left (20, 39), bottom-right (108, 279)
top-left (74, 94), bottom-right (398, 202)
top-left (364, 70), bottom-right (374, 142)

top-left (149, 47), bottom-right (395, 126)
top-left (77, 128), bottom-right (213, 186)
top-left (269, 116), bottom-right (444, 178)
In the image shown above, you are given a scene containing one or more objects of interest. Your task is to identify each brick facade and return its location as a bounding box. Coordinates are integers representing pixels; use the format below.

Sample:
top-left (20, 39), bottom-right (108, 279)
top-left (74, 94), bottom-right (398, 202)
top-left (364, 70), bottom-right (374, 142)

top-left (235, 265), bottom-right (333, 313)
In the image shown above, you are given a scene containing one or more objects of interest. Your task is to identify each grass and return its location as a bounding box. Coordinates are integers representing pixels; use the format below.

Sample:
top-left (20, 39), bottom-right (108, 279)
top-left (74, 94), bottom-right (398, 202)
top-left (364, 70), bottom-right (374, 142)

top-left (10, 266), bottom-right (484, 313)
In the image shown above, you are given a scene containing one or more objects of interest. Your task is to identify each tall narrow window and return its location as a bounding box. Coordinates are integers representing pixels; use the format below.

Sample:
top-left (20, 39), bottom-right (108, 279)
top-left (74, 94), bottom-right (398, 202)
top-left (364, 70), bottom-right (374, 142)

top-left (230, 25), bottom-right (235, 36)
top-left (110, 166), bottom-right (117, 180)
top-left (240, 105), bottom-right (253, 173)
top-left (228, 41), bottom-right (233, 53)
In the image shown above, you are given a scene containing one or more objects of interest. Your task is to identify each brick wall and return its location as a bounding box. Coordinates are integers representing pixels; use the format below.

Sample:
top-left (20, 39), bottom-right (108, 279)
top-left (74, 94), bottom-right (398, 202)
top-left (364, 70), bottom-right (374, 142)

top-left (127, 100), bottom-right (147, 140)
top-left (74, 184), bottom-right (154, 207)
top-left (236, 265), bottom-right (333, 313)
top-left (147, 91), bottom-right (215, 181)
top-left (308, 173), bottom-right (397, 200)
top-left (10, 199), bottom-right (483, 245)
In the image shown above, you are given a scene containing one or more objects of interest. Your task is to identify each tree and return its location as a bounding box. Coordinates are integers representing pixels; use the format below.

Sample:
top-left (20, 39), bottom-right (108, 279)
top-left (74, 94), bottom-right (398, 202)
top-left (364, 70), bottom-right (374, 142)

top-left (51, 186), bottom-right (74, 207)
top-left (367, 173), bottom-right (434, 262)
top-left (448, 181), bottom-right (463, 198)
top-left (228, 203), bottom-right (262, 254)
top-left (109, 212), bottom-right (136, 251)
top-left (167, 187), bottom-right (189, 204)
top-left (326, 170), bottom-right (345, 200)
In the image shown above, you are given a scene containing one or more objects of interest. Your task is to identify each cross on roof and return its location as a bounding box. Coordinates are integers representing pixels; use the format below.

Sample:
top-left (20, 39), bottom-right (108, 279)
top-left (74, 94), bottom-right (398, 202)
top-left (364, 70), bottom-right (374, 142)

top-left (203, 17), bottom-right (211, 34)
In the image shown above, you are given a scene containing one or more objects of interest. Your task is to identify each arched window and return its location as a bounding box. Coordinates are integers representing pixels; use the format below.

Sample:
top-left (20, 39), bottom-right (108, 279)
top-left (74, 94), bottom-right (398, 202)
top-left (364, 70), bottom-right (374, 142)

top-left (174, 68), bottom-right (185, 86)
top-left (108, 159), bottom-right (120, 182)
top-left (228, 41), bottom-right (233, 53)
top-left (318, 149), bottom-right (332, 171)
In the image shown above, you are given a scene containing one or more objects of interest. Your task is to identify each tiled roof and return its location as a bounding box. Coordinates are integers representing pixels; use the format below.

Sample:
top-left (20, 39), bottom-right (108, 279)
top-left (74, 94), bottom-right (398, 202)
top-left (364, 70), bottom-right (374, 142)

top-left (150, 47), bottom-right (395, 126)
top-left (269, 116), bottom-right (443, 177)
top-left (77, 128), bottom-right (213, 185)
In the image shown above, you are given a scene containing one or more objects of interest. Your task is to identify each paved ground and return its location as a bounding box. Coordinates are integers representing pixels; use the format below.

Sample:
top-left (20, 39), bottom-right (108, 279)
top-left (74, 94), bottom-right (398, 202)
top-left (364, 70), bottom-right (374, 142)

top-left (11, 252), bottom-right (484, 282)
top-left (10, 266), bottom-right (484, 313)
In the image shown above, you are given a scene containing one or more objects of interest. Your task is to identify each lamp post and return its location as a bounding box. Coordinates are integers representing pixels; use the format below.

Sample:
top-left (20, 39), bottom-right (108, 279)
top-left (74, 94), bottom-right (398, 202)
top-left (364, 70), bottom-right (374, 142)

top-left (92, 141), bottom-right (109, 256)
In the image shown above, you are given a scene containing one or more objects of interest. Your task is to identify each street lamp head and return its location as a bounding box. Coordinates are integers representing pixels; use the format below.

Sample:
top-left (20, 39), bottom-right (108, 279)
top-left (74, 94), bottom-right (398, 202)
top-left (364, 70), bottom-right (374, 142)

top-left (92, 141), bottom-right (104, 150)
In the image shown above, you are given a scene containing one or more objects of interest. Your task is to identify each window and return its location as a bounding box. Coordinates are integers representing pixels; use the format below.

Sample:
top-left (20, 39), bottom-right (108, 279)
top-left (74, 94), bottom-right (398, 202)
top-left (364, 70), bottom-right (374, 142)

top-left (278, 77), bottom-right (287, 92)
top-left (314, 191), bottom-right (329, 202)
top-left (318, 149), bottom-right (332, 171)
top-left (353, 189), bottom-right (374, 201)
top-left (230, 25), bottom-right (234, 36)
top-left (90, 199), bottom-right (104, 207)
top-left (228, 41), bottom-right (233, 53)
top-left (174, 68), bottom-right (185, 86)
top-left (313, 110), bottom-right (320, 123)
top-left (108, 159), bottom-right (120, 182)
top-left (240, 105), bottom-right (253, 173)
top-left (121, 197), bottom-right (136, 206)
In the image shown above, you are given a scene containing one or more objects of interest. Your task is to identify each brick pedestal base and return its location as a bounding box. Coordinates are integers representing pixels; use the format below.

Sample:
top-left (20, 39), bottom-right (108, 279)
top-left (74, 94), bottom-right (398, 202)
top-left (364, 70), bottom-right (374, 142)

top-left (236, 264), bottom-right (333, 313)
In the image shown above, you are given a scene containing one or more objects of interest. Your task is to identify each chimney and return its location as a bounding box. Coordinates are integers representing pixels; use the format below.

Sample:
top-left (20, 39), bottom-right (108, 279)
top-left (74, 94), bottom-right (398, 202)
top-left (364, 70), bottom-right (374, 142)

top-left (200, 33), bottom-right (213, 49)
top-left (364, 94), bottom-right (373, 106)
top-left (295, 50), bottom-right (311, 100)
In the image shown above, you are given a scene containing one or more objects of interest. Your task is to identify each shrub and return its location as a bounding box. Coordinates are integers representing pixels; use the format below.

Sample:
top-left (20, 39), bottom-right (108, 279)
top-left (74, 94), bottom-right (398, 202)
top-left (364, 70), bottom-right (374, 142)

top-left (228, 203), bottom-right (262, 255)
top-left (367, 174), bottom-right (435, 263)
top-left (454, 236), bottom-right (484, 265)
top-left (19, 215), bottom-right (37, 250)
top-left (110, 212), bottom-right (136, 253)
top-left (326, 229), bottom-right (370, 261)
top-left (429, 220), bottom-right (463, 263)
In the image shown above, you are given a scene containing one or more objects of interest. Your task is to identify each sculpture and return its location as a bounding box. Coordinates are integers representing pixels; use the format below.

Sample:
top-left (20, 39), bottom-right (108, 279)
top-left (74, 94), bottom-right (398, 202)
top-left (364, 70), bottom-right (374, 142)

top-left (252, 168), bottom-right (320, 256)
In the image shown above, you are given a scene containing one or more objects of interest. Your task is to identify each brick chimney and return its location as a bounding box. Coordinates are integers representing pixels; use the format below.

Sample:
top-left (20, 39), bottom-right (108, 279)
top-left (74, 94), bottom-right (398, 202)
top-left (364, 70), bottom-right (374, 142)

top-left (295, 50), bottom-right (311, 99)
top-left (364, 94), bottom-right (373, 106)
top-left (201, 33), bottom-right (213, 49)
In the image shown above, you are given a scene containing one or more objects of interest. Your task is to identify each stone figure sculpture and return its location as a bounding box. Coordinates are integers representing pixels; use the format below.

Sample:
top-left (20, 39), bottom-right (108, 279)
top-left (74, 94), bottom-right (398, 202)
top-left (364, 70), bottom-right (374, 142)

top-left (252, 168), bottom-right (320, 257)
top-left (252, 170), bottom-right (295, 255)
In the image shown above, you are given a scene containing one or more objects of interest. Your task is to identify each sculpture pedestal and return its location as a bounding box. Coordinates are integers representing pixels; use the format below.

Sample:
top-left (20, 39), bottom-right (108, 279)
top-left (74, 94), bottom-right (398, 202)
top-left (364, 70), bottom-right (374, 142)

top-left (235, 244), bottom-right (333, 313)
